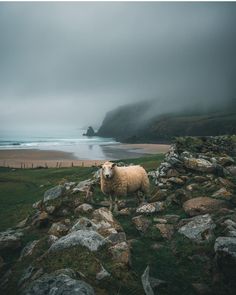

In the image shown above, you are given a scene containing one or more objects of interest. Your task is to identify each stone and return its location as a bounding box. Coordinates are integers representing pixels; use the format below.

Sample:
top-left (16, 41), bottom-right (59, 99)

top-left (0, 229), bottom-right (23, 251)
top-left (136, 202), bottom-right (165, 214)
top-left (47, 235), bottom-right (58, 245)
top-left (92, 207), bottom-right (122, 231)
top-left (163, 214), bottom-right (180, 224)
top-left (183, 197), bottom-right (228, 216)
top-left (167, 177), bottom-right (184, 185)
top-left (96, 265), bottom-right (111, 280)
top-left (166, 168), bottom-right (179, 177)
top-left (43, 185), bottom-right (65, 203)
top-left (72, 179), bottom-right (95, 193)
top-left (132, 215), bottom-right (151, 233)
top-left (45, 205), bottom-right (56, 214)
top-left (48, 222), bottom-right (69, 237)
top-left (19, 240), bottom-right (39, 260)
top-left (49, 229), bottom-right (106, 252)
top-left (141, 266), bottom-right (154, 295)
top-left (74, 203), bottom-right (93, 214)
top-left (217, 177), bottom-right (235, 188)
top-left (193, 176), bottom-right (208, 183)
top-left (212, 187), bottom-right (233, 200)
top-left (107, 232), bottom-right (126, 244)
top-left (184, 158), bottom-right (215, 173)
top-left (218, 156), bottom-right (234, 166)
top-left (16, 218), bottom-right (28, 229)
top-left (70, 217), bottom-right (98, 232)
top-left (227, 165), bottom-right (236, 176)
top-left (178, 214), bottom-right (215, 243)
top-left (118, 208), bottom-right (131, 216)
top-left (109, 241), bottom-right (130, 265)
top-left (32, 211), bottom-right (49, 228)
top-left (214, 236), bottom-right (236, 284)
top-left (155, 224), bottom-right (174, 239)
top-left (22, 270), bottom-right (95, 295)
top-left (32, 200), bottom-right (42, 209)
top-left (153, 218), bottom-right (167, 224)
top-left (150, 189), bottom-right (168, 202)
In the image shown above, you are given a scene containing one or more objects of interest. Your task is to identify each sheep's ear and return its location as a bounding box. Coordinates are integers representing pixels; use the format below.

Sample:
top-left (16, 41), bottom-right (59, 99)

top-left (112, 163), bottom-right (116, 168)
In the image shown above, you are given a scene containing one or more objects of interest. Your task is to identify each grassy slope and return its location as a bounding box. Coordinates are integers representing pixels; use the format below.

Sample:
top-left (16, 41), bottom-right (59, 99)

top-left (0, 154), bottom-right (164, 231)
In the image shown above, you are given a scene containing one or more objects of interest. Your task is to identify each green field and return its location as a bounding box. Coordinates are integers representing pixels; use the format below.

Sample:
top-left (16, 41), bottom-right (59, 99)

top-left (0, 154), bottom-right (164, 231)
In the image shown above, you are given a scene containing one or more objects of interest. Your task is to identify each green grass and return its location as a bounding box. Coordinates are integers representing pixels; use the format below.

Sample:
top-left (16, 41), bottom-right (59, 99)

top-left (0, 166), bottom-right (96, 231)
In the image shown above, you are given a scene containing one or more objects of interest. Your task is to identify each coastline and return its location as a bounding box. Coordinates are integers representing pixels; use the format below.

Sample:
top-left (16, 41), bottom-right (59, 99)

top-left (0, 143), bottom-right (170, 168)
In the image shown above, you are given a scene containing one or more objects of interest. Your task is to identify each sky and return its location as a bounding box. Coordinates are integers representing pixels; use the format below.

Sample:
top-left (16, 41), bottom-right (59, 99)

top-left (0, 2), bottom-right (236, 133)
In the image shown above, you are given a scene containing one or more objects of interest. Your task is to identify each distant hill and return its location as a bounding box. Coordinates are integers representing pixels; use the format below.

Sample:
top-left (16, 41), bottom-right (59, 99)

top-left (97, 100), bottom-right (236, 143)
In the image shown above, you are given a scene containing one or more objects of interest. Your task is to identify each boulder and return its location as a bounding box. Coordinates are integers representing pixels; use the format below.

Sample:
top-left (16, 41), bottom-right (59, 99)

top-left (109, 241), bottom-right (130, 265)
top-left (43, 185), bottom-right (65, 203)
top-left (48, 222), bottom-right (69, 237)
top-left (132, 216), bottom-right (151, 233)
top-left (212, 187), bottom-right (233, 200)
top-left (49, 229), bottom-right (106, 252)
top-left (22, 269), bottom-right (94, 295)
top-left (155, 224), bottom-right (174, 240)
top-left (178, 214), bottom-right (215, 243)
top-left (72, 179), bottom-right (95, 193)
top-left (136, 202), bottom-right (165, 214)
top-left (74, 203), bottom-right (93, 214)
top-left (184, 158), bottom-right (215, 173)
top-left (92, 207), bottom-right (122, 232)
top-left (19, 240), bottom-right (39, 260)
top-left (0, 229), bottom-right (23, 251)
top-left (183, 197), bottom-right (228, 216)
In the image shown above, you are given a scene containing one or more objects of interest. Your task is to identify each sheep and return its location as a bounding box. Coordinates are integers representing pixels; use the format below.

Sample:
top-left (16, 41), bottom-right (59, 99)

top-left (100, 161), bottom-right (150, 211)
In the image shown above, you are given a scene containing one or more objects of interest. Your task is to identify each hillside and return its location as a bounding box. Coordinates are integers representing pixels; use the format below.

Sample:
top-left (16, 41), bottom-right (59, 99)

top-left (97, 100), bottom-right (236, 143)
top-left (1, 136), bottom-right (236, 295)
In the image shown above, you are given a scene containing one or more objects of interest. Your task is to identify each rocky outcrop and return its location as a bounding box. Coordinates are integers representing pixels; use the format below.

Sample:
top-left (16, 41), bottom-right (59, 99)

top-left (83, 126), bottom-right (96, 137)
top-left (0, 229), bottom-right (23, 251)
top-left (43, 185), bottom-right (65, 203)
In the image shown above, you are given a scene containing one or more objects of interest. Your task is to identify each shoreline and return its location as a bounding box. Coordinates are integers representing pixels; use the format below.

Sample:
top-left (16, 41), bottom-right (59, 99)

top-left (0, 143), bottom-right (170, 168)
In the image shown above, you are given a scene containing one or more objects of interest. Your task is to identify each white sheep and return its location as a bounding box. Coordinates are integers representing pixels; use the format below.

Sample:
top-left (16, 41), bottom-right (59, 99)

top-left (100, 161), bottom-right (150, 211)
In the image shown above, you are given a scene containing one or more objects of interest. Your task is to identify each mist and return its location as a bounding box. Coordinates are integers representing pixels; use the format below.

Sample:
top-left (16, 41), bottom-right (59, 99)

top-left (0, 2), bottom-right (236, 134)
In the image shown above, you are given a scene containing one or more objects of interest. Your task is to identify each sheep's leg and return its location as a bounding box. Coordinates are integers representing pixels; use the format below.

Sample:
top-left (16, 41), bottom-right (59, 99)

top-left (109, 194), bottom-right (113, 211)
top-left (113, 195), bottom-right (118, 213)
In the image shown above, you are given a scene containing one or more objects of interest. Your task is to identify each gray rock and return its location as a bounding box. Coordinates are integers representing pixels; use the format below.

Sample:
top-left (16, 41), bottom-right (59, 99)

top-left (70, 217), bottom-right (98, 232)
top-left (21, 270), bottom-right (94, 295)
top-left (19, 240), bottom-right (39, 260)
top-left (96, 265), bottom-right (111, 280)
top-left (141, 266), bottom-right (154, 295)
top-left (72, 179), bottom-right (95, 193)
top-left (184, 158), bottom-right (215, 173)
top-left (49, 229), bottom-right (106, 252)
top-left (226, 165), bottom-right (236, 176)
top-left (43, 185), bottom-right (65, 203)
top-left (214, 237), bottom-right (236, 260)
top-left (178, 214), bottom-right (215, 243)
top-left (0, 229), bottom-right (23, 251)
top-left (132, 215), bottom-right (151, 233)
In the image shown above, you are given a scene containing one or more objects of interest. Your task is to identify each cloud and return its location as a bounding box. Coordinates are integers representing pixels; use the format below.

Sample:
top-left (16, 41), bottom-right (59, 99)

top-left (0, 2), bottom-right (235, 131)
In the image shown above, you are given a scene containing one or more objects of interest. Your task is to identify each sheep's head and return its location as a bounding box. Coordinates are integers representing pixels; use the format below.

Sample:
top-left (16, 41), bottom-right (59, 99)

top-left (101, 161), bottom-right (116, 180)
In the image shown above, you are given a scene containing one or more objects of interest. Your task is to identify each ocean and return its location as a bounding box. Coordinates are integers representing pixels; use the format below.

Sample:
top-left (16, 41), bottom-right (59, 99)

top-left (0, 129), bottom-right (119, 160)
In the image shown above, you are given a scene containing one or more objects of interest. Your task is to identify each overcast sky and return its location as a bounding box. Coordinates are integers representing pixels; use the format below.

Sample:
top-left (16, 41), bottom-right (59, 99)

top-left (0, 2), bottom-right (235, 133)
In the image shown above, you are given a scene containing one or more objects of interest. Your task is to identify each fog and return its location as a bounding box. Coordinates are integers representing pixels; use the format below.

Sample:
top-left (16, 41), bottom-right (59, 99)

top-left (0, 2), bottom-right (235, 134)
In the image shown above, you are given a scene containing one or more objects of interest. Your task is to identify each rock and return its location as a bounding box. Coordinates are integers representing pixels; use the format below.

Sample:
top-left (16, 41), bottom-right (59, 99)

top-left (163, 214), bottom-right (180, 224)
top-left (227, 165), bottom-right (236, 176)
top-left (186, 184), bottom-right (199, 192)
top-left (153, 218), bottom-right (167, 224)
top-left (212, 187), bottom-right (233, 200)
top-left (217, 177), bottom-right (235, 188)
top-left (0, 229), bottom-right (23, 251)
top-left (141, 266), bottom-right (154, 295)
top-left (183, 197), bottom-right (228, 216)
top-left (167, 177), bottom-right (184, 185)
top-left (136, 202), bottom-right (165, 214)
top-left (32, 211), bottom-right (49, 228)
top-left (72, 179), bottom-right (95, 193)
top-left (178, 214), bottom-right (215, 243)
top-left (48, 222), bottom-right (69, 237)
top-left (96, 265), bottom-right (111, 280)
top-left (32, 200), bottom-right (42, 209)
top-left (214, 237), bottom-right (236, 283)
top-left (155, 224), bottom-right (174, 239)
top-left (166, 168), bottom-right (179, 177)
top-left (92, 207), bottom-right (122, 231)
top-left (184, 158), bottom-right (215, 173)
top-left (74, 203), bottom-right (93, 214)
top-left (47, 235), bottom-right (58, 245)
top-left (83, 126), bottom-right (96, 137)
top-left (22, 270), bottom-right (95, 295)
top-left (193, 176), bottom-right (208, 183)
top-left (109, 241), bottom-right (130, 265)
top-left (49, 230), bottom-right (106, 252)
top-left (43, 185), bottom-right (65, 203)
top-left (150, 189), bottom-right (168, 202)
top-left (107, 232), bottom-right (126, 244)
top-left (70, 217), bottom-right (98, 232)
top-left (20, 240), bottom-right (39, 260)
top-left (132, 215), bottom-right (151, 233)
top-left (45, 205), bottom-right (56, 214)
top-left (218, 156), bottom-right (234, 166)
top-left (16, 218), bottom-right (28, 229)
top-left (118, 208), bottom-right (131, 216)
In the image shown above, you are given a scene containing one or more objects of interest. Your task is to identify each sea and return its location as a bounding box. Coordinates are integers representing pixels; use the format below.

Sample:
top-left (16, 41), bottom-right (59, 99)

top-left (0, 129), bottom-right (119, 160)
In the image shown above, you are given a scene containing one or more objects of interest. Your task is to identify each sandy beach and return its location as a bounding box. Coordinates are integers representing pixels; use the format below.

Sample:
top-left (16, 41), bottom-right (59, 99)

top-left (0, 143), bottom-right (170, 168)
